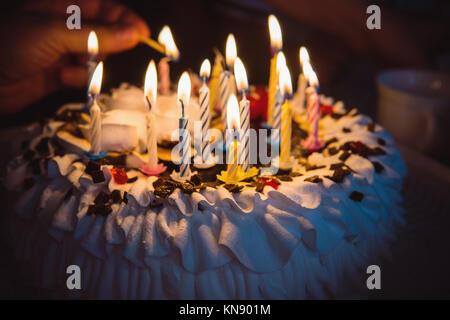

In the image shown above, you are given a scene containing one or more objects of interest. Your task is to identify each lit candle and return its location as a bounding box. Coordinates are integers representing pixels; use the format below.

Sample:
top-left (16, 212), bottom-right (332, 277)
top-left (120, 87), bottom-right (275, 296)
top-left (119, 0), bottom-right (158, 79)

top-left (279, 65), bottom-right (293, 169)
top-left (302, 65), bottom-right (324, 151)
top-left (272, 52), bottom-right (287, 155)
top-left (157, 26), bottom-right (179, 95)
top-left (297, 47), bottom-right (310, 111)
top-left (87, 31), bottom-right (98, 104)
top-left (199, 59), bottom-right (213, 164)
top-left (177, 72), bottom-right (192, 179)
top-left (225, 94), bottom-right (241, 181)
top-left (144, 60), bottom-right (158, 169)
top-left (88, 62), bottom-right (103, 156)
top-left (219, 34), bottom-right (237, 131)
top-left (234, 57), bottom-right (250, 172)
top-left (267, 15), bottom-right (283, 125)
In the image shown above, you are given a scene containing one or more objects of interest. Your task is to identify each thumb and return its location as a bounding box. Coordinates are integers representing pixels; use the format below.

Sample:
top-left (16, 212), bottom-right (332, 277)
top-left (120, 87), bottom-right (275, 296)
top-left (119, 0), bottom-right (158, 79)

top-left (52, 23), bottom-right (141, 55)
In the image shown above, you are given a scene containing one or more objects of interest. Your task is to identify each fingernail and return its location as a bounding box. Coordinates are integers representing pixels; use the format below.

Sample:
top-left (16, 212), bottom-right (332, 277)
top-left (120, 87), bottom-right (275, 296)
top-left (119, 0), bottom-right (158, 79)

top-left (115, 26), bottom-right (137, 42)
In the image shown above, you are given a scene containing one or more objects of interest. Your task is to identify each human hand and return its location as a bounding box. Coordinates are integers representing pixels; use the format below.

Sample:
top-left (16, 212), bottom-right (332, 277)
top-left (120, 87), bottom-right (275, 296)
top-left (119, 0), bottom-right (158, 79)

top-left (0, 0), bottom-right (150, 114)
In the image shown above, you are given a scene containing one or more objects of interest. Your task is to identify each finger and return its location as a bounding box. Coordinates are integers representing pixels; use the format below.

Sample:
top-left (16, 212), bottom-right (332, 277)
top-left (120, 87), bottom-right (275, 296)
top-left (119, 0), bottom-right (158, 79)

top-left (60, 66), bottom-right (88, 88)
top-left (117, 7), bottom-right (150, 38)
top-left (50, 22), bottom-right (141, 54)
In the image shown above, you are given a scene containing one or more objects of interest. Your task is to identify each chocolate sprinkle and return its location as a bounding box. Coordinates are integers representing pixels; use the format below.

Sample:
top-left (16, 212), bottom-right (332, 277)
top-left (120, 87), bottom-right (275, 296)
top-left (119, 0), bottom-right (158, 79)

top-left (127, 176), bottom-right (138, 183)
top-left (154, 185), bottom-right (175, 199)
top-left (85, 161), bottom-right (100, 174)
top-left (305, 164), bottom-right (326, 171)
top-left (278, 175), bottom-right (293, 182)
top-left (367, 122), bottom-right (376, 132)
top-left (111, 190), bottom-right (122, 203)
top-left (289, 171), bottom-right (303, 177)
top-left (328, 147), bottom-right (339, 156)
top-left (304, 176), bottom-right (322, 183)
top-left (372, 161), bottom-right (385, 173)
top-left (342, 127), bottom-right (352, 133)
top-left (94, 191), bottom-right (109, 205)
top-left (377, 138), bottom-right (386, 146)
top-left (325, 137), bottom-right (338, 147)
top-left (123, 192), bottom-right (129, 204)
top-left (190, 173), bottom-right (203, 186)
top-left (339, 151), bottom-right (351, 162)
top-left (181, 182), bottom-right (195, 194)
top-left (349, 191), bottom-right (364, 202)
top-left (256, 180), bottom-right (265, 193)
top-left (90, 170), bottom-right (105, 183)
top-left (224, 184), bottom-right (243, 193)
top-left (87, 203), bottom-right (112, 216)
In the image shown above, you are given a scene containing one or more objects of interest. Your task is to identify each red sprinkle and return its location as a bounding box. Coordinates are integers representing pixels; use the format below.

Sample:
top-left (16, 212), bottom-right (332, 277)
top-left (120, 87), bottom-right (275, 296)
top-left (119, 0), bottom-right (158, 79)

top-left (247, 86), bottom-right (268, 122)
top-left (111, 168), bottom-right (129, 185)
top-left (258, 177), bottom-right (280, 190)
top-left (320, 104), bottom-right (334, 115)
top-left (349, 141), bottom-right (366, 153)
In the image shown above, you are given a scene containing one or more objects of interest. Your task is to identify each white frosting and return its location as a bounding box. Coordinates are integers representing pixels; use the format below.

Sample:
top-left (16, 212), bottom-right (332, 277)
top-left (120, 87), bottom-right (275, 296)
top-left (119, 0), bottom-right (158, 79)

top-left (4, 95), bottom-right (407, 299)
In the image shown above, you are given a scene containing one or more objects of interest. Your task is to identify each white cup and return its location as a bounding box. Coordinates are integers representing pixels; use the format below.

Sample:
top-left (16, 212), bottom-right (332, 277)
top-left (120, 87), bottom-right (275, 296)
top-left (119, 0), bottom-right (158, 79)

top-left (377, 69), bottom-right (450, 159)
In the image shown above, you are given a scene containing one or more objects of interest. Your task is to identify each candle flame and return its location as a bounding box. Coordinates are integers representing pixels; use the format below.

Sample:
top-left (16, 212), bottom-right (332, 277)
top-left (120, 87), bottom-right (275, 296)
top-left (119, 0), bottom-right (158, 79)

top-left (144, 60), bottom-right (157, 109)
top-left (227, 94), bottom-right (240, 131)
top-left (177, 71), bottom-right (191, 111)
top-left (88, 31), bottom-right (98, 56)
top-left (158, 26), bottom-right (179, 60)
top-left (278, 64), bottom-right (292, 97)
top-left (88, 62), bottom-right (103, 97)
top-left (304, 63), bottom-right (319, 87)
top-left (276, 51), bottom-right (287, 74)
top-left (225, 34), bottom-right (237, 69)
top-left (268, 15), bottom-right (282, 51)
top-left (200, 59), bottom-right (211, 79)
top-left (299, 46), bottom-right (310, 67)
top-left (233, 57), bottom-right (248, 93)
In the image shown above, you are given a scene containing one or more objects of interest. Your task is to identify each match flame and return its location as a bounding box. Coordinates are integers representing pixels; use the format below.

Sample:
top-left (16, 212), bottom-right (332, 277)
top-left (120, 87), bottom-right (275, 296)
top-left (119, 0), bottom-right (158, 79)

top-left (200, 59), bottom-right (211, 79)
top-left (304, 63), bottom-right (319, 87)
top-left (158, 26), bottom-right (179, 60)
top-left (227, 94), bottom-right (240, 131)
top-left (88, 31), bottom-right (98, 57)
top-left (299, 46), bottom-right (310, 68)
top-left (88, 62), bottom-right (103, 97)
top-left (144, 60), bottom-right (157, 109)
top-left (278, 64), bottom-right (292, 97)
top-left (177, 72), bottom-right (191, 113)
top-left (233, 57), bottom-right (248, 93)
top-left (276, 51), bottom-right (287, 74)
top-left (225, 34), bottom-right (237, 69)
top-left (268, 15), bottom-right (282, 52)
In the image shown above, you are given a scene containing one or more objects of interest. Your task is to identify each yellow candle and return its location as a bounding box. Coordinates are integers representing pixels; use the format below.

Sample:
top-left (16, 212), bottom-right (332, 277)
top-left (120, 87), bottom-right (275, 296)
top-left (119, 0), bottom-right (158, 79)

top-left (268, 54), bottom-right (277, 125)
top-left (227, 139), bottom-right (240, 181)
top-left (280, 100), bottom-right (292, 165)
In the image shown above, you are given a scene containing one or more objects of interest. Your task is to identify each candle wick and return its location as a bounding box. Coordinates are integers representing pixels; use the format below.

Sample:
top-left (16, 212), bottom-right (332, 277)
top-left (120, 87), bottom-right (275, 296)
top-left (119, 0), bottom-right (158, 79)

top-left (145, 96), bottom-right (152, 111)
top-left (179, 98), bottom-right (185, 118)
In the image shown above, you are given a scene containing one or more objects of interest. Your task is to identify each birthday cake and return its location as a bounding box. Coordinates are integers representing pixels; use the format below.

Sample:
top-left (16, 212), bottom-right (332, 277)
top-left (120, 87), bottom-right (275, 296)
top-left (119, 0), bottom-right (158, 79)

top-left (3, 82), bottom-right (406, 299)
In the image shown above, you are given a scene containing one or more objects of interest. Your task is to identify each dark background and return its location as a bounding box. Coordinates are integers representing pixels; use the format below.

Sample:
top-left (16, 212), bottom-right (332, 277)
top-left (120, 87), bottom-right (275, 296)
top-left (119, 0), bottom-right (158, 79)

top-left (0, 0), bottom-right (450, 299)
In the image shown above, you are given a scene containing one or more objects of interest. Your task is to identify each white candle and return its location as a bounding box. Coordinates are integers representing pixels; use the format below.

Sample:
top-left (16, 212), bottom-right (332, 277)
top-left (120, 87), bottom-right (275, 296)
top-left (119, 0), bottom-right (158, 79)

top-left (144, 60), bottom-right (159, 169)
top-left (88, 62), bottom-right (103, 156)
top-left (234, 57), bottom-right (250, 172)
top-left (157, 26), bottom-right (179, 95)
top-left (199, 59), bottom-right (212, 163)
top-left (177, 72), bottom-right (191, 179)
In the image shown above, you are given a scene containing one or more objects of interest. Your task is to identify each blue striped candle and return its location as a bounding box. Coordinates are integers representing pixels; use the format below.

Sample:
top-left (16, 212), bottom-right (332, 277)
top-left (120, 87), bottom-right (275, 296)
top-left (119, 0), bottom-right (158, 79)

top-left (272, 88), bottom-right (283, 152)
top-left (179, 116), bottom-right (191, 178)
top-left (239, 96), bottom-right (250, 171)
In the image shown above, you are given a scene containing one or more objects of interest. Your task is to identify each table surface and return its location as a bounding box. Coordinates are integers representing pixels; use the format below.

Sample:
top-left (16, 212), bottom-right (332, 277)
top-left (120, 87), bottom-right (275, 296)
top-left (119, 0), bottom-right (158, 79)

top-left (0, 126), bottom-right (450, 299)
